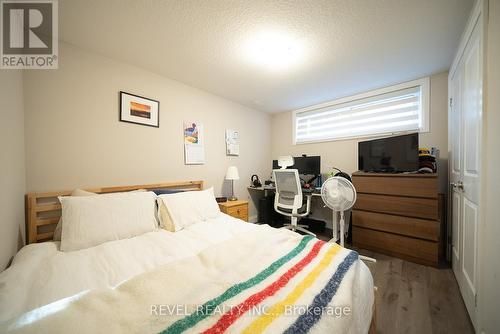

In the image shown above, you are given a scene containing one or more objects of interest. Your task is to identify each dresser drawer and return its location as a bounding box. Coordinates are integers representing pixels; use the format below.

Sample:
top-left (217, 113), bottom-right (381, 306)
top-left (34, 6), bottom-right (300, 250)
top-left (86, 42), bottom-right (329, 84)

top-left (352, 175), bottom-right (438, 198)
top-left (353, 226), bottom-right (439, 266)
top-left (354, 193), bottom-right (438, 220)
top-left (353, 210), bottom-right (439, 241)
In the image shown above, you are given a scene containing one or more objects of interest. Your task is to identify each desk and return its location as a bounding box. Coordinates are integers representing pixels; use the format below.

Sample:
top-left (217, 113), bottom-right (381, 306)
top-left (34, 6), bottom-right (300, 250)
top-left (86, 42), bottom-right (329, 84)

top-left (247, 186), bottom-right (322, 197)
top-left (247, 186), bottom-right (340, 242)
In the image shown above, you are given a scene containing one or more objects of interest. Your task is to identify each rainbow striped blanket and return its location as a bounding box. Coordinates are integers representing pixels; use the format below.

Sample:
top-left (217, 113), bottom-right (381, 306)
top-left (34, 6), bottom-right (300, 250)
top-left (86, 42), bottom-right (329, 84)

top-left (2, 225), bottom-right (374, 334)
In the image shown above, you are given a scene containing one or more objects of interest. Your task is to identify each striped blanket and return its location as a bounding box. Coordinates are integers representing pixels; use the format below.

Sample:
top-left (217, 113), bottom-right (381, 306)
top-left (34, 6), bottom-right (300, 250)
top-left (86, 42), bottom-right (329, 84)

top-left (1, 225), bottom-right (373, 334)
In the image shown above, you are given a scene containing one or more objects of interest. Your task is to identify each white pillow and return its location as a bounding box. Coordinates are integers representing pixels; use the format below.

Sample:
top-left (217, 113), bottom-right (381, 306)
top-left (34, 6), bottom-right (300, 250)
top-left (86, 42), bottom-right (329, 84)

top-left (53, 189), bottom-right (99, 241)
top-left (158, 187), bottom-right (220, 231)
top-left (59, 191), bottom-right (158, 252)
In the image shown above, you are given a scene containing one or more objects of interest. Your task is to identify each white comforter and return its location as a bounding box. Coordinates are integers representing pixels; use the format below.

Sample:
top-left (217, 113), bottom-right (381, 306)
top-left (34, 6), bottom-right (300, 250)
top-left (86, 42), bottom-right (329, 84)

top-left (0, 215), bottom-right (373, 333)
top-left (0, 214), bottom-right (254, 321)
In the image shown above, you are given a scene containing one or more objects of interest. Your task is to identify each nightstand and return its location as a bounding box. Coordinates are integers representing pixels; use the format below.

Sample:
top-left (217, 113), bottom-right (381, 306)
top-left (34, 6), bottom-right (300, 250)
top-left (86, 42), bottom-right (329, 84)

top-left (218, 200), bottom-right (249, 222)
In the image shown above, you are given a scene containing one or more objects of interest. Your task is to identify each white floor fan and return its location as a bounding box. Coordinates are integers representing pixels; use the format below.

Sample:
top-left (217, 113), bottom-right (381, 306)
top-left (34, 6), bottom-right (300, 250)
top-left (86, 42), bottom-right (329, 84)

top-left (321, 176), bottom-right (376, 263)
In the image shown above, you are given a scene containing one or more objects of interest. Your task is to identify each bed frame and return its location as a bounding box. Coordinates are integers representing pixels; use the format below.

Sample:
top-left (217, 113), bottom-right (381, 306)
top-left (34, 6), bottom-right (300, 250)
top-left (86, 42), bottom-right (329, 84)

top-left (25, 180), bottom-right (204, 244)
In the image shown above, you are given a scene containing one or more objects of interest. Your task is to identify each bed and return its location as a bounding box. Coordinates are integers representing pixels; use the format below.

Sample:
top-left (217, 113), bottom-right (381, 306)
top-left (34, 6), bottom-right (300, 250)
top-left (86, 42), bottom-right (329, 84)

top-left (0, 181), bottom-right (375, 333)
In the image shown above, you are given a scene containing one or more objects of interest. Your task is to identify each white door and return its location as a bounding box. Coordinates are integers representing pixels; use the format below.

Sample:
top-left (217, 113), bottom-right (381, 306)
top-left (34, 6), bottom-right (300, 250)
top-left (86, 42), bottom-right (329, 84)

top-left (449, 14), bottom-right (483, 329)
top-left (449, 69), bottom-right (462, 280)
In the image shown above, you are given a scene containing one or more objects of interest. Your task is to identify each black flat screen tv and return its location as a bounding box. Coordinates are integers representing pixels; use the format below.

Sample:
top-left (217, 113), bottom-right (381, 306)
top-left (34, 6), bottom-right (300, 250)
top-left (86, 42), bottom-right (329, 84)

top-left (358, 133), bottom-right (419, 173)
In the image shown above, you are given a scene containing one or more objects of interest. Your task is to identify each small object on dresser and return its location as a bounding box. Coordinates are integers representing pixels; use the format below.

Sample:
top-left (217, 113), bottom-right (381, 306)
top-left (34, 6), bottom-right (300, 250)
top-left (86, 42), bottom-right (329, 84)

top-left (418, 147), bottom-right (437, 173)
top-left (216, 197), bottom-right (227, 203)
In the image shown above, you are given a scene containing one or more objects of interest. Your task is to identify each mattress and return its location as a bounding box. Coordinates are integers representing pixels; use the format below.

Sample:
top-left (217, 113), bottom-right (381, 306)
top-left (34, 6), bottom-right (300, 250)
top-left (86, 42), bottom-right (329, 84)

top-left (0, 214), bottom-right (374, 332)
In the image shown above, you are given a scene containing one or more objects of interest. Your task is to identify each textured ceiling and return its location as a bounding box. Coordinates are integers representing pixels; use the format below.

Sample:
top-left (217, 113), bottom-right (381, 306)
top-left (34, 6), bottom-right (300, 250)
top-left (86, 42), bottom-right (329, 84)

top-left (59, 0), bottom-right (473, 113)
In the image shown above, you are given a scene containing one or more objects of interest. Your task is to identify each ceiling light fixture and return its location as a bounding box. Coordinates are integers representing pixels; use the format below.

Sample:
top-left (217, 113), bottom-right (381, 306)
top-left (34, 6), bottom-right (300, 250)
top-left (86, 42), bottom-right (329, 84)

top-left (243, 30), bottom-right (305, 71)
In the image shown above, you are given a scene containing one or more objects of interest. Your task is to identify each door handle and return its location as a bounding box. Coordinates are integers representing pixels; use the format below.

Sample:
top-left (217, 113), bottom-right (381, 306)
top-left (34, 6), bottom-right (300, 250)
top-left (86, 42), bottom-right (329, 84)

top-left (451, 181), bottom-right (465, 192)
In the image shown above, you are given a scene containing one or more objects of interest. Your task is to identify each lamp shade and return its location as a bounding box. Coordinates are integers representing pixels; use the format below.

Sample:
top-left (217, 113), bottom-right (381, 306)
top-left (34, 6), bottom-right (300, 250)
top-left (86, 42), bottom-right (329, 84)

top-left (225, 166), bottom-right (240, 180)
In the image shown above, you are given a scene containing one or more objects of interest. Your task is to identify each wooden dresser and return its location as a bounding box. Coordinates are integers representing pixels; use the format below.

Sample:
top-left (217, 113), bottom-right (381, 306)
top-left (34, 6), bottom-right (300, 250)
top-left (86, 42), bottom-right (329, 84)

top-left (351, 172), bottom-right (442, 267)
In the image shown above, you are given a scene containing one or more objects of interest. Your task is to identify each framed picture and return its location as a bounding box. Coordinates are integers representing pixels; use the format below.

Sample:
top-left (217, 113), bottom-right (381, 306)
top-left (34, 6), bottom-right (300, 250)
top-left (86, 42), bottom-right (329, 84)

top-left (119, 91), bottom-right (159, 127)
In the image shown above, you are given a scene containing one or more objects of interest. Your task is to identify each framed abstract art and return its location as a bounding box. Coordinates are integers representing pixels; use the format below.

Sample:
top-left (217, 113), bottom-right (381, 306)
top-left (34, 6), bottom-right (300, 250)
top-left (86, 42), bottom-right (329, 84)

top-left (119, 91), bottom-right (159, 127)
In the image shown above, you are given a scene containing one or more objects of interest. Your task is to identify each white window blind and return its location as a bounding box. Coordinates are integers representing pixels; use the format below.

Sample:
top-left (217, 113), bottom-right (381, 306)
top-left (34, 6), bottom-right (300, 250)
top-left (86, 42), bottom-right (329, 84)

top-left (294, 80), bottom-right (428, 144)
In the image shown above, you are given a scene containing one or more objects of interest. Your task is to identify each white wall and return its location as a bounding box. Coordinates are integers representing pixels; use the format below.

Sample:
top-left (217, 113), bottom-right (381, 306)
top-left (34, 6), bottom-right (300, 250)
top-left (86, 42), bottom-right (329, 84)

top-left (479, 0), bottom-right (500, 332)
top-left (0, 70), bottom-right (26, 270)
top-left (23, 43), bottom-right (271, 220)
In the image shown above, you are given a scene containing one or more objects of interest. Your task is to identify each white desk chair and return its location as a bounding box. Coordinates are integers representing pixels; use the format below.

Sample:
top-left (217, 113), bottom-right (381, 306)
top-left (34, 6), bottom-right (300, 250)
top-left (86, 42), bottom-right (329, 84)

top-left (273, 169), bottom-right (315, 237)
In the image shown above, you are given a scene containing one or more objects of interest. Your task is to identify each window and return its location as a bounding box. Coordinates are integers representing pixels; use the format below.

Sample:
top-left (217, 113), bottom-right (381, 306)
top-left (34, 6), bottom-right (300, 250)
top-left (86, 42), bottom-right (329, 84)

top-left (293, 77), bottom-right (430, 144)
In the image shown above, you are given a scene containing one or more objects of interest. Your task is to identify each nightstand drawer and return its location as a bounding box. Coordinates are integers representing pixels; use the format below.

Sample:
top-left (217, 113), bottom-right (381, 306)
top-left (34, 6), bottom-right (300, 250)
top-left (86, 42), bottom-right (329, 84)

top-left (227, 206), bottom-right (248, 220)
top-left (218, 200), bottom-right (249, 222)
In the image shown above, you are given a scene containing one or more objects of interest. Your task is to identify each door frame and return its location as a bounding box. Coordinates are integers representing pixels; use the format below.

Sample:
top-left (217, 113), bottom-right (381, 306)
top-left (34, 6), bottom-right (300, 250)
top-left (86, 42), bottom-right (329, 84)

top-left (447, 0), bottom-right (487, 330)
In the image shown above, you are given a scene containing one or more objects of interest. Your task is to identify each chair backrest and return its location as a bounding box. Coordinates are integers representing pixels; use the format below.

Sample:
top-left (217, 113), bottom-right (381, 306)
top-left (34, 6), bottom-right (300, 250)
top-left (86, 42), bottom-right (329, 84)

top-left (273, 169), bottom-right (303, 210)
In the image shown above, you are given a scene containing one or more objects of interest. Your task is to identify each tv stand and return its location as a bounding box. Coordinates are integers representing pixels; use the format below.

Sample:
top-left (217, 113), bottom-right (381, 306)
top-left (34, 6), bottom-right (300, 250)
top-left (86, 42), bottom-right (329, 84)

top-left (351, 171), bottom-right (443, 267)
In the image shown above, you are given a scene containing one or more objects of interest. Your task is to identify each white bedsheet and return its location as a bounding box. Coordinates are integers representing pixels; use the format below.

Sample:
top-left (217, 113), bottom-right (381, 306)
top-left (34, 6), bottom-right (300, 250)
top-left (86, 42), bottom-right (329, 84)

top-left (0, 214), bottom-right (373, 330)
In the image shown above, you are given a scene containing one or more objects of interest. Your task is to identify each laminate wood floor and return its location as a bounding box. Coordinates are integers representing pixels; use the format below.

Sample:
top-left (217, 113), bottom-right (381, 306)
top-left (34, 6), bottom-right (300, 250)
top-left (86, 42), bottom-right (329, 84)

top-left (315, 231), bottom-right (473, 333)
top-left (358, 249), bottom-right (474, 334)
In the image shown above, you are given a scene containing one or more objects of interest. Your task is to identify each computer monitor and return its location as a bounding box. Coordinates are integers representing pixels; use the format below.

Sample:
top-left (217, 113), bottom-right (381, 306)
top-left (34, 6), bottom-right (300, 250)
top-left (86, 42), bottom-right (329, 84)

top-left (272, 156), bottom-right (321, 175)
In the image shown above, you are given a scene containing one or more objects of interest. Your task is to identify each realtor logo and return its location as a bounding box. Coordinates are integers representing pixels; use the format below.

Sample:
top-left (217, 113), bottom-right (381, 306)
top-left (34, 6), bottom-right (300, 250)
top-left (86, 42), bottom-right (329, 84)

top-left (1, 0), bottom-right (58, 69)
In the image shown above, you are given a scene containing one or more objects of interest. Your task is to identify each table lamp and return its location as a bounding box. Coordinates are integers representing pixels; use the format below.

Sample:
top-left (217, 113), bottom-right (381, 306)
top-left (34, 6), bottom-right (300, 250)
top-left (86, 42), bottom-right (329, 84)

top-left (225, 166), bottom-right (239, 201)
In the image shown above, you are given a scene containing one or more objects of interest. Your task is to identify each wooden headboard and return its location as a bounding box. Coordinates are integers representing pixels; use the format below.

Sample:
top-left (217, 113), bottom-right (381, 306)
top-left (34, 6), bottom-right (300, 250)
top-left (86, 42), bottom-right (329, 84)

top-left (25, 181), bottom-right (204, 244)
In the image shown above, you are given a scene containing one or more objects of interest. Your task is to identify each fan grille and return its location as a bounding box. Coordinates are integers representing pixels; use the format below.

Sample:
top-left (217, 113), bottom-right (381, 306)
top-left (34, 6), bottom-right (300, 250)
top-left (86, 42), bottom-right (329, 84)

top-left (321, 177), bottom-right (357, 211)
